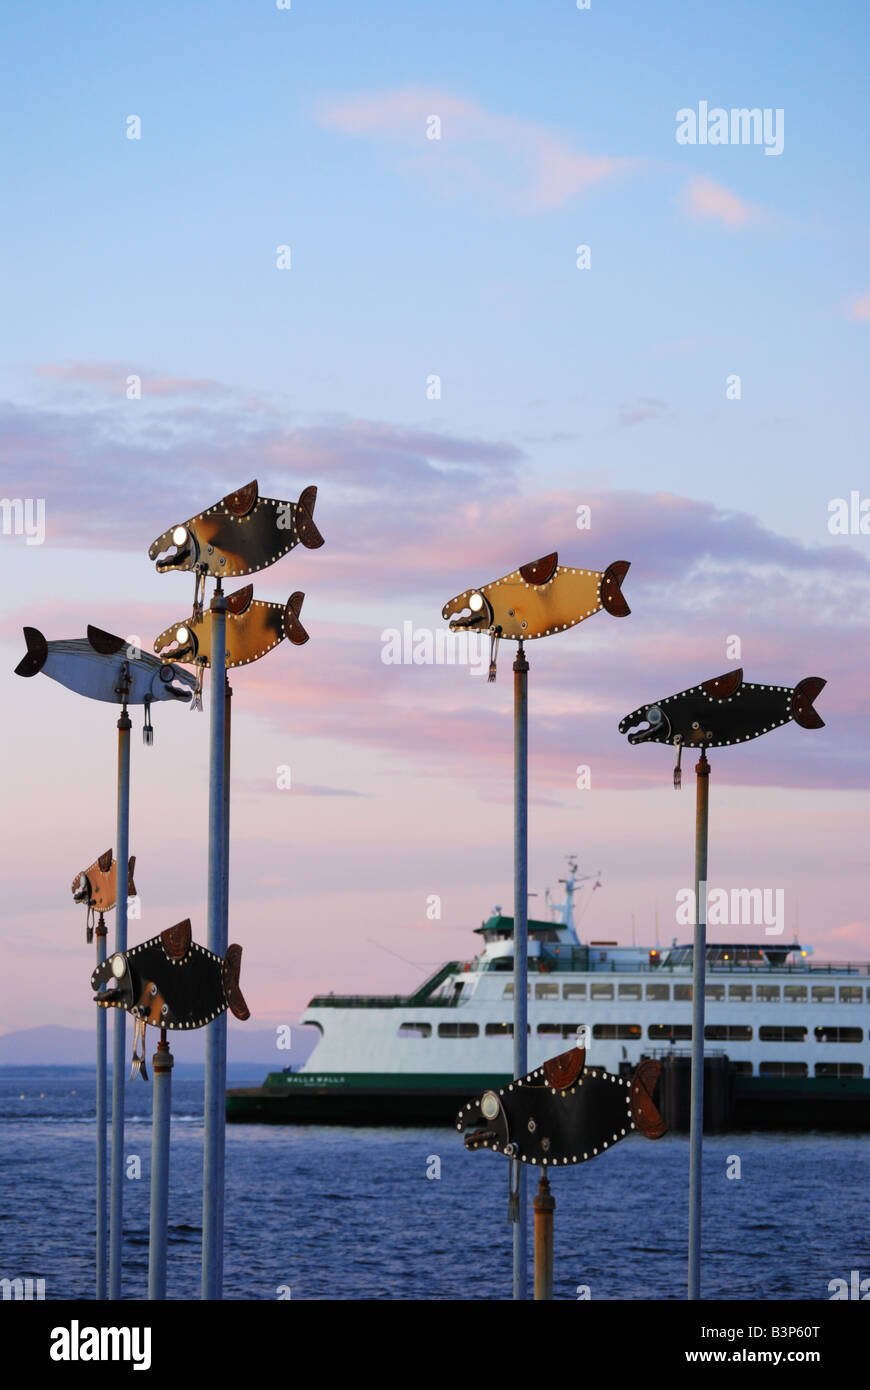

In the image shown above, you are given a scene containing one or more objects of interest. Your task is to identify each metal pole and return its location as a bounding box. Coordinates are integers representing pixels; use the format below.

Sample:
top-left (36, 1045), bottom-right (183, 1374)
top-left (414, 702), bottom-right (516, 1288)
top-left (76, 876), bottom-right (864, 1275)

top-left (512, 643), bottom-right (529, 1300)
top-left (202, 587), bottom-right (227, 1300)
top-left (533, 1173), bottom-right (555, 1300)
top-left (109, 708), bottom-right (131, 1300)
top-left (148, 1031), bottom-right (173, 1300)
top-left (688, 747), bottom-right (710, 1300)
top-left (95, 915), bottom-right (108, 1301)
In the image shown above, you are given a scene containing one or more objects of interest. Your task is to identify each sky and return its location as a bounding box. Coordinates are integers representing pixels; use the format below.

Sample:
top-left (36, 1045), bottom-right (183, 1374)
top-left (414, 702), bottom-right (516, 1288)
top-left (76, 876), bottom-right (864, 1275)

top-left (1, 0), bottom-right (869, 1039)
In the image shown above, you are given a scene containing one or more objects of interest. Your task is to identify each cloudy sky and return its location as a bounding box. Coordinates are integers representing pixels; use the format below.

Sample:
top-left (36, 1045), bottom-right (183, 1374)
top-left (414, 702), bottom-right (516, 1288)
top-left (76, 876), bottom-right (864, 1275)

top-left (2, 1), bottom-right (868, 1038)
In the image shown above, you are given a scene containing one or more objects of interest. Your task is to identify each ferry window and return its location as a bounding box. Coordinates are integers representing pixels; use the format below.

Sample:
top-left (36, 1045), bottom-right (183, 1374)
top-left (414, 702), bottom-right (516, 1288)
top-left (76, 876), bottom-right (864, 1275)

top-left (535, 982), bottom-right (559, 1000)
top-left (704, 985), bottom-right (725, 1001)
top-left (590, 983), bottom-right (613, 1000)
top-left (397, 1022), bottom-right (431, 1038)
top-left (485, 1022), bottom-right (513, 1036)
top-left (537, 1023), bottom-right (561, 1035)
top-left (502, 984), bottom-right (530, 999)
top-left (756, 985), bottom-right (780, 1002)
top-left (759, 1062), bottom-right (808, 1077)
top-left (648, 1024), bottom-right (692, 1040)
top-left (592, 1023), bottom-right (641, 1040)
top-left (563, 984), bottom-right (586, 1000)
top-left (728, 984), bottom-right (752, 1002)
top-left (784, 986), bottom-right (807, 1003)
top-left (646, 983), bottom-right (669, 1001)
top-left (674, 985), bottom-right (693, 1001)
top-left (814, 1026), bottom-right (863, 1044)
top-left (759, 1026), bottom-right (807, 1043)
top-left (438, 1023), bottom-right (479, 1038)
top-left (561, 1025), bottom-right (585, 1040)
top-left (811, 985), bottom-right (834, 1003)
top-left (705, 1025), bottom-right (753, 1041)
top-left (731, 1061), bottom-right (753, 1075)
top-left (815, 1062), bottom-right (864, 1078)
top-left (839, 987), bottom-right (863, 1004)
top-left (618, 983), bottom-right (642, 1000)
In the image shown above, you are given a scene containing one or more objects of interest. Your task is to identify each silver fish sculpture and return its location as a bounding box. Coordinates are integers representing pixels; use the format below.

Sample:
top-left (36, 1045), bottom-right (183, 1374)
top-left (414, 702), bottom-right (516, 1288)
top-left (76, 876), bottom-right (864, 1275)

top-left (15, 625), bottom-right (195, 707)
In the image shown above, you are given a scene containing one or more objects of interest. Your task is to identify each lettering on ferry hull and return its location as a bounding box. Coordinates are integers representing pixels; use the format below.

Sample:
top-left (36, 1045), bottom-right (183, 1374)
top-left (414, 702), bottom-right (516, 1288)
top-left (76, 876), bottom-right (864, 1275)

top-left (456, 1048), bottom-right (666, 1166)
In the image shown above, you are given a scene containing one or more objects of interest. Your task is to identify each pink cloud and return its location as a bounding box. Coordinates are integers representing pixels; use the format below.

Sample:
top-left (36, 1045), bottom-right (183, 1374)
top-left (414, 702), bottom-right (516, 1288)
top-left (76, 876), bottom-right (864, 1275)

top-left (847, 293), bottom-right (870, 321)
top-left (36, 362), bottom-right (228, 396)
top-left (681, 175), bottom-right (763, 227)
top-left (316, 86), bottom-right (632, 211)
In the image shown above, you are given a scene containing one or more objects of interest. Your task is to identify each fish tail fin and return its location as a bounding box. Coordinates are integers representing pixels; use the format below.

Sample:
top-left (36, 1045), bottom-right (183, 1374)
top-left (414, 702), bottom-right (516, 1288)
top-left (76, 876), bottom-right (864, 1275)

top-left (792, 677), bottom-right (826, 729)
top-left (601, 561), bottom-right (631, 617)
top-left (15, 626), bottom-right (48, 677)
top-left (283, 592), bottom-right (310, 646)
top-left (127, 856), bottom-right (137, 899)
top-left (296, 485), bottom-right (324, 549)
top-left (224, 944), bottom-right (251, 1021)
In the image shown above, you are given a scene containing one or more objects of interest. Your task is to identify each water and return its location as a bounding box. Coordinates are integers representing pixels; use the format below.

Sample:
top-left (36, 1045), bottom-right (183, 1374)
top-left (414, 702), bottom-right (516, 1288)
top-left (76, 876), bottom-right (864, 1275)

top-left (1, 1070), bottom-right (866, 1300)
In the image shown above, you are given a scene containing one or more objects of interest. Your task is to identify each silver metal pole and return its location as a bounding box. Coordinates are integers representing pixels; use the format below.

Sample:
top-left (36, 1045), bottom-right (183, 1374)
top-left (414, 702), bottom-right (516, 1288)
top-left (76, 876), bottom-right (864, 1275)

top-left (202, 588), bottom-right (227, 1300)
top-left (148, 1032), bottom-right (173, 1300)
top-left (109, 708), bottom-right (131, 1300)
top-left (512, 643), bottom-right (529, 1300)
top-left (95, 915), bottom-right (108, 1301)
top-left (688, 748), bottom-right (710, 1300)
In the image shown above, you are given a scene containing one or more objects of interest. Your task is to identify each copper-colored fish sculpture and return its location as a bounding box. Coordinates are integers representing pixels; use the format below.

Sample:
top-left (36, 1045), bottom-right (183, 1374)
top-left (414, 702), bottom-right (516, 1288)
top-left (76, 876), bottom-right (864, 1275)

top-left (72, 849), bottom-right (136, 943)
top-left (148, 480), bottom-right (323, 580)
top-left (442, 552), bottom-right (630, 677)
top-left (152, 585), bottom-right (308, 669)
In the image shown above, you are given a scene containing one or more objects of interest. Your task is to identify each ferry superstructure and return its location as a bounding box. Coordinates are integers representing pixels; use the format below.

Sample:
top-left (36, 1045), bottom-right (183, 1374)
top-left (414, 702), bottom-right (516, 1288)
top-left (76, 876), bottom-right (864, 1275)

top-left (227, 863), bottom-right (870, 1126)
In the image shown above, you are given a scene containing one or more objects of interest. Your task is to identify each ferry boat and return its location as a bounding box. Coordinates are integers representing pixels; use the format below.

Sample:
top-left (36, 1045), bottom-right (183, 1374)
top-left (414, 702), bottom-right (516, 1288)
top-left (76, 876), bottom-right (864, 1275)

top-left (227, 861), bottom-right (870, 1128)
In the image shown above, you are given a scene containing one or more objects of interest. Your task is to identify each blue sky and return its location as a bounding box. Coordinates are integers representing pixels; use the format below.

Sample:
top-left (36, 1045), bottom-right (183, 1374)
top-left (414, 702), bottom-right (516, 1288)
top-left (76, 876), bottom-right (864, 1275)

top-left (2, 1), bottom-right (869, 1029)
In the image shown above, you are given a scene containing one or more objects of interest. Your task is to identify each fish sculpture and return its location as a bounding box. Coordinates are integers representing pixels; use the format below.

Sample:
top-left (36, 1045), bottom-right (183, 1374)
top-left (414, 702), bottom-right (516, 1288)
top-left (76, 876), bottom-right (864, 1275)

top-left (148, 480), bottom-right (323, 581)
top-left (14, 625), bottom-right (195, 742)
top-left (456, 1047), bottom-right (666, 1167)
top-left (152, 585), bottom-right (309, 671)
top-left (619, 668), bottom-right (826, 786)
top-left (91, 919), bottom-right (250, 1079)
top-left (442, 552), bottom-right (630, 678)
top-left (72, 849), bottom-right (137, 944)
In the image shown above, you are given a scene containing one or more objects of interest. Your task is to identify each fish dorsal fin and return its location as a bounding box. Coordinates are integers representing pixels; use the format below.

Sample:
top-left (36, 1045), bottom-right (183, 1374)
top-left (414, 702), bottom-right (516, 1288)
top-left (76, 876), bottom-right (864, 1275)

top-left (226, 583), bottom-right (254, 616)
top-left (97, 849), bottom-right (114, 873)
top-left (222, 480), bottom-right (258, 516)
top-left (87, 625), bottom-right (126, 656)
top-left (542, 1046), bottom-right (585, 1089)
top-left (519, 552), bottom-right (558, 585)
top-left (161, 919), bottom-right (192, 960)
top-left (701, 669), bottom-right (743, 700)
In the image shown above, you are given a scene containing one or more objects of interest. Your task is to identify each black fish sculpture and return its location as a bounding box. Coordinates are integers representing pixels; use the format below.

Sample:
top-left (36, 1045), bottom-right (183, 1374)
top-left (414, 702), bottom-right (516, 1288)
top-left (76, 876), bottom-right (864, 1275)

top-left (148, 479), bottom-right (323, 580)
top-left (91, 919), bottom-right (250, 1079)
top-left (619, 668), bottom-right (826, 786)
top-left (456, 1047), bottom-right (666, 1167)
top-left (72, 849), bottom-right (137, 943)
top-left (152, 585), bottom-right (309, 669)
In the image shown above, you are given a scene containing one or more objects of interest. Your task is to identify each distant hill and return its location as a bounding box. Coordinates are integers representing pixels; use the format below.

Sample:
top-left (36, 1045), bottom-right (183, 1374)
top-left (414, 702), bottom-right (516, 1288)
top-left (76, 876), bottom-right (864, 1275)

top-left (0, 1024), bottom-right (319, 1069)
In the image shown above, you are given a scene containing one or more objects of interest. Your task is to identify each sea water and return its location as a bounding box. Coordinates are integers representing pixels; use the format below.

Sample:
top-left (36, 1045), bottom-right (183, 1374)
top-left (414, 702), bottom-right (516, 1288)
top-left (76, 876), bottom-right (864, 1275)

top-left (0, 1070), bottom-right (866, 1301)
